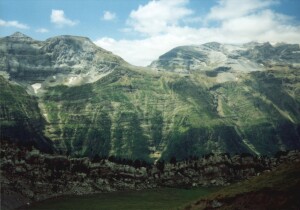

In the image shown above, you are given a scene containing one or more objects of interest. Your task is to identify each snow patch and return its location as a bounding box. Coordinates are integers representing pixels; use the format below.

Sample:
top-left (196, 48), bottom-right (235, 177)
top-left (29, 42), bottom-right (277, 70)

top-left (31, 83), bottom-right (41, 94)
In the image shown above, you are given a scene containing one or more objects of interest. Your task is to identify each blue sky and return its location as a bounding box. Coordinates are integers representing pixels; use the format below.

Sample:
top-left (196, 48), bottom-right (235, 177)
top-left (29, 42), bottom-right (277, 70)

top-left (0, 0), bottom-right (216, 40)
top-left (1, 0), bottom-right (300, 66)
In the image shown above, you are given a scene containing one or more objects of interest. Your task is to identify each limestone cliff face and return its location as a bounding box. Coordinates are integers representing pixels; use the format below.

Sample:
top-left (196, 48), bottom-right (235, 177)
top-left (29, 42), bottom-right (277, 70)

top-left (1, 33), bottom-right (300, 161)
top-left (0, 32), bottom-right (126, 86)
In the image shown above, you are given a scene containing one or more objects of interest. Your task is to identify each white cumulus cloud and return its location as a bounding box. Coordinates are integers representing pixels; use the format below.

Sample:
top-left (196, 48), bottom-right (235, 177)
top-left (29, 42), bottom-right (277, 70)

top-left (95, 28), bottom-right (208, 66)
top-left (35, 28), bottom-right (49, 33)
top-left (51, 9), bottom-right (78, 27)
top-left (103, 11), bottom-right (116, 21)
top-left (0, 19), bottom-right (29, 29)
top-left (207, 0), bottom-right (277, 20)
top-left (95, 0), bottom-right (300, 67)
top-left (127, 0), bottom-right (193, 35)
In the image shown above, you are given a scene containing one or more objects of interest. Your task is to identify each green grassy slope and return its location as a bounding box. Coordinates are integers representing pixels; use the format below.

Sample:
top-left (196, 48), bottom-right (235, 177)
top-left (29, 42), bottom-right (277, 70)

top-left (28, 187), bottom-right (220, 210)
top-left (1, 34), bottom-right (299, 161)
top-left (38, 64), bottom-right (300, 160)
top-left (204, 68), bottom-right (300, 155)
top-left (0, 76), bottom-right (53, 152)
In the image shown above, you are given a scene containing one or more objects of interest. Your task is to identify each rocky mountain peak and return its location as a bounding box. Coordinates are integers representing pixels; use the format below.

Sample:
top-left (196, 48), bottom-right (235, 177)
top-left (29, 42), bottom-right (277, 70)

top-left (10, 31), bottom-right (30, 38)
top-left (202, 42), bottom-right (222, 50)
top-left (46, 35), bottom-right (94, 46)
top-left (243, 41), bottom-right (267, 48)
top-left (43, 35), bottom-right (105, 55)
top-left (5, 32), bottom-right (34, 42)
top-left (0, 33), bottom-right (127, 87)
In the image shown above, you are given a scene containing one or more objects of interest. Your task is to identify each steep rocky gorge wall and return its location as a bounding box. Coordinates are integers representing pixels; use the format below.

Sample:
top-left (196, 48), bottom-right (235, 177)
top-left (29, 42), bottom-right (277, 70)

top-left (1, 140), bottom-right (300, 210)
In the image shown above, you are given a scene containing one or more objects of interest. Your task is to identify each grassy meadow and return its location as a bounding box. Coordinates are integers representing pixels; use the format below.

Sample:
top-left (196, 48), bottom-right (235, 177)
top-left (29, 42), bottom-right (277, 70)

top-left (27, 187), bottom-right (220, 210)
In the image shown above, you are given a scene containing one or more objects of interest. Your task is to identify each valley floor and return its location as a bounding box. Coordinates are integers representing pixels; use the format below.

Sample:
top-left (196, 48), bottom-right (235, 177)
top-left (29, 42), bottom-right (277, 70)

top-left (15, 161), bottom-right (300, 210)
top-left (20, 187), bottom-right (220, 210)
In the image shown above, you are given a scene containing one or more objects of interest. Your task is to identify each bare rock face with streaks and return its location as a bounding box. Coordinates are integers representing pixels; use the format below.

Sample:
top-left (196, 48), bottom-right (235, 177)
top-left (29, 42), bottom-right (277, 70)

top-left (0, 32), bottom-right (126, 88)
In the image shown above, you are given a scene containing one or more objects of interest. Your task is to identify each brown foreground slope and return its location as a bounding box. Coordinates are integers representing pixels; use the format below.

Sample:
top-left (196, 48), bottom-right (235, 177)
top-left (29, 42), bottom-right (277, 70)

top-left (185, 160), bottom-right (300, 210)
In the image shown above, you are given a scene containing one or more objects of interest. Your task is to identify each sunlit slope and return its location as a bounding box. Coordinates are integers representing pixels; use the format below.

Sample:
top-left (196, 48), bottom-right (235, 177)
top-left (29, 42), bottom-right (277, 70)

top-left (186, 161), bottom-right (300, 210)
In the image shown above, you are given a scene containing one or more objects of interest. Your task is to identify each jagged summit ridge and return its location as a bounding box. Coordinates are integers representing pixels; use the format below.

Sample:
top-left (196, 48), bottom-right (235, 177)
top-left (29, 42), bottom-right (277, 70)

top-left (2, 32), bottom-right (35, 43)
top-left (149, 42), bottom-right (300, 74)
top-left (9, 31), bottom-right (33, 39)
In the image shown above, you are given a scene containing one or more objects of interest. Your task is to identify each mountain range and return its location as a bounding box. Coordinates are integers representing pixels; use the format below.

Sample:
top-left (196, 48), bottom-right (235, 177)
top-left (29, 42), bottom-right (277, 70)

top-left (1, 32), bottom-right (300, 161)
